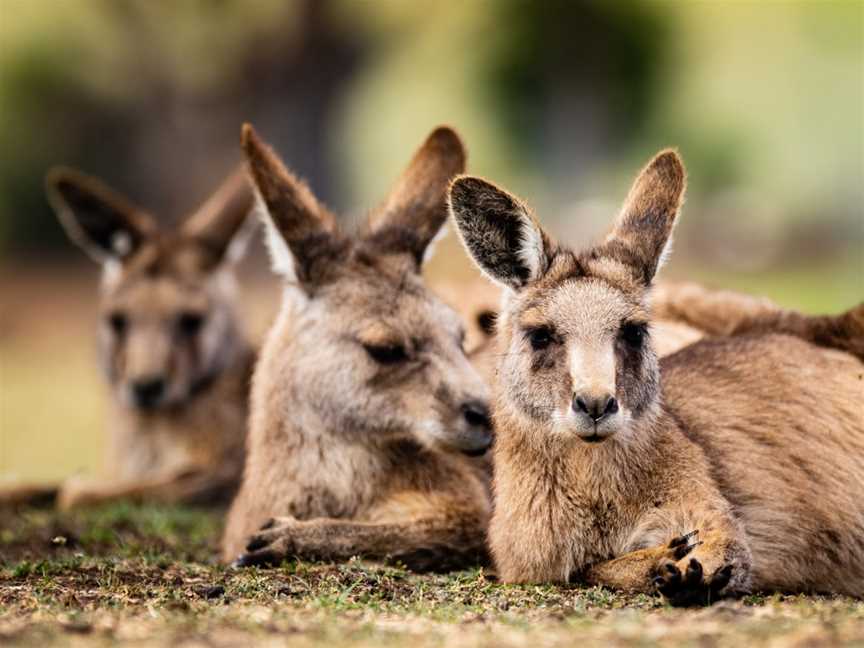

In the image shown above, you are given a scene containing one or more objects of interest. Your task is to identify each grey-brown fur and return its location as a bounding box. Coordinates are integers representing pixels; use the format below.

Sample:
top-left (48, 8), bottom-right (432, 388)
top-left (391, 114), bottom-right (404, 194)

top-left (222, 125), bottom-right (492, 568)
top-left (35, 166), bottom-right (256, 509)
top-left (450, 150), bottom-right (864, 602)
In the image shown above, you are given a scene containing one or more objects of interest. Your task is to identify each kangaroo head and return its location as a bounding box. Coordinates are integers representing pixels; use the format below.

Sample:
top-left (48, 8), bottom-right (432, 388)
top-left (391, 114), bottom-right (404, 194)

top-left (450, 150), bottom-right (685, 445)
top-left (244, 124), bottom-right (492, 456)
top-left (46, 166), bottom-right (254, 412)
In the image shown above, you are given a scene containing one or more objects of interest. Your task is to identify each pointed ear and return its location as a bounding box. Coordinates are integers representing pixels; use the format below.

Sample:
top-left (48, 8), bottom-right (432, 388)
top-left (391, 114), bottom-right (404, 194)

top-left (363, 126), bottom-right (466, 266)
top-left (46, 167), bottom-right (156, 264)
top-left (180, 166), bottom-right (255, 268)
top-left (241, 123), bottom-right (341, 286)
top-left (606, 149), bottom-right (686, 284)
top-left (449, 176), bottom-right (553, 290)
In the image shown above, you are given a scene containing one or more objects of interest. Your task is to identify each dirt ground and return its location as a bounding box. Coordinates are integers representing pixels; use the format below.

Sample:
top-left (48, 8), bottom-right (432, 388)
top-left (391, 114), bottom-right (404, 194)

top-left (1, 503), bottom-right (862, 648)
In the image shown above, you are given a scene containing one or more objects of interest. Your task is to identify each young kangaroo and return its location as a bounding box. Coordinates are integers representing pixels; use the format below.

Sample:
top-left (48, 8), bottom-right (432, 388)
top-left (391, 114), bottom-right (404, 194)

top-left (39, 166), bottom-right (255, 509)
top-left (222, 125), bottom-right (493, 569)
top-left (449, 150), bottom-right (864, 603)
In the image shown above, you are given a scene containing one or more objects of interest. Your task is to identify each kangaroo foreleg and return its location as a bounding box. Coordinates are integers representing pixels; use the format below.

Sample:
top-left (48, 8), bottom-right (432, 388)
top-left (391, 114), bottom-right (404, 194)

top-left (234, 511), bottom-right (488, 572)
top-left (57, 464), bottom-right (240, 510)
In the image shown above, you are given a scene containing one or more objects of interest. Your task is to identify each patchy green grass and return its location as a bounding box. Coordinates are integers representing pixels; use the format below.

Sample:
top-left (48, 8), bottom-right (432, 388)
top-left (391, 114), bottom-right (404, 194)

top-left (1, 504), bottom-right (862, 647)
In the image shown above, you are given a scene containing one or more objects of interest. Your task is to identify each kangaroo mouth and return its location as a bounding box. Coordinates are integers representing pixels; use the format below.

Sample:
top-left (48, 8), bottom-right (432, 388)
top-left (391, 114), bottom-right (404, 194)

top-left (461, 445), bottom-right (490, 457)
top-left (581, 433), bottom-right (606, 443)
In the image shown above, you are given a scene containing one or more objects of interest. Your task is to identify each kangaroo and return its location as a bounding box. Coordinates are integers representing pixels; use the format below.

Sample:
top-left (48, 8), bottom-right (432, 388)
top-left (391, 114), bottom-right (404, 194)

top-left (30, 166), bottom-right (256, 509)
top-left (222, 125), bottom-right (494, 569)
top-left (449, 150), bottom-right (864, 603)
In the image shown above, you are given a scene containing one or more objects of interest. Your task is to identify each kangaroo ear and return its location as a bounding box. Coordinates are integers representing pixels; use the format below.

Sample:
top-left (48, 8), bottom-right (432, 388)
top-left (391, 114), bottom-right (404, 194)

top-left (46, 167), bottom-right (156, 264)
top-left (449, 176), bottom-right (553, 290)
top-left (180, 166), bottom-right (255, 269)
top-left (241, 123), bottom-right (342, 287)
top-left (606, 149), bottom-right (686, 284)
top-left (363, 126), bottom-right (466, 266)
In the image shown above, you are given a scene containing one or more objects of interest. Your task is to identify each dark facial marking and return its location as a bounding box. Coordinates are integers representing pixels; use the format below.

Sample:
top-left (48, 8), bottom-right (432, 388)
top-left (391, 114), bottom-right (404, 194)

top-left (614, 323), bottom-right (657, 417)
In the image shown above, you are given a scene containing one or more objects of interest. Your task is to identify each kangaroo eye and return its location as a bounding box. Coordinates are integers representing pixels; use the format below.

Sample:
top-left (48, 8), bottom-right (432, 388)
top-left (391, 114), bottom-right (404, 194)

top-left (178, 312), bottom-right (206, 337)
top-left (620, 322), bottom-right (647, 348)
top-left (107, 312), bottom-right (128, 336)
top-left (364, 344), bottom-right (408, 365)
top-left (527, 326), bottom-right (553, 351)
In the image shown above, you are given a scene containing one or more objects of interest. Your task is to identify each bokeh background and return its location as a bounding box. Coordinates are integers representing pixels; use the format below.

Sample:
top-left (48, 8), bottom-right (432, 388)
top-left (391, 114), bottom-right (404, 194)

top-left (1, 0), bottom-right (862, 482)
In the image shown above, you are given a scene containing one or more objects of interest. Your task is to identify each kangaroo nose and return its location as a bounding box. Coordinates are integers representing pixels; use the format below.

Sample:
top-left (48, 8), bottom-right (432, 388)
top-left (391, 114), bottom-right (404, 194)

top-left (459, 400), bottom-right (493, 456)
top-left (573, 393), bottom-right (618, 423)
top-left (132, 377), bottom-right (165, 409)
top-left (462, 401), bottom-right (492, 430)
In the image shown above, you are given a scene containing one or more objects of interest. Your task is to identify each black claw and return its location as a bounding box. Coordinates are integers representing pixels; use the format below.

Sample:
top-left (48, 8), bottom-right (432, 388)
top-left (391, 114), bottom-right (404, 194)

top-left (668, 530), bottom-right (699, 548)
top-left (673, 540), bottom-right (701, 561)
top-left (710, 564), bottom-right (733, 593)
top-left (245, 536), bottom-right (267, 552)
top-left (684, 558), bottom-right (703, 586)
top-left (234, 550), bottom-right (278, 568)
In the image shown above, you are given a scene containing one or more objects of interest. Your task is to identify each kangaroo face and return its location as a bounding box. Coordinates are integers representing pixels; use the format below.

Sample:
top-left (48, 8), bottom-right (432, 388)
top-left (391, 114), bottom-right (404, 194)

top-left (450, 150), bottom-right (685, 445)
top-left (47, 167), bottom-right (253, 412)
top-left (96, 241), bottom-right (243, 410)
top-left (493, 273), bottom-right (656, 442)
top-left (245, 124), bottom-right (493, 455)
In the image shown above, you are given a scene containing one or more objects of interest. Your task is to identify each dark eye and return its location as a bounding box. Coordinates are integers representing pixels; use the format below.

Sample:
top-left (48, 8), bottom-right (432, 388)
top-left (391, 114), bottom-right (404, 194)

top-left (364, 344), bottom-right (408, 365)
top-left (177, 312), bottom-right (205, 337)
top-left (476, 310), bottom-right (497, 336)
top-left (527, 326), bottom-right (553, 351)
top-left (620, 322), bottom-right (647, 348)
top-left (107, 312), bottom-right (127, 336)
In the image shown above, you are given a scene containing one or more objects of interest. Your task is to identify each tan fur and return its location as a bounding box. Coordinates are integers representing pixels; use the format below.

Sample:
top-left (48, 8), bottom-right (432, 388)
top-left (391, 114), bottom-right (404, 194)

top-left (38, 166), bottom-right (256, 509)
top-left (450, 149), bottom-right (864, 602)
top-left (222, 125), bottom-right (492, 568)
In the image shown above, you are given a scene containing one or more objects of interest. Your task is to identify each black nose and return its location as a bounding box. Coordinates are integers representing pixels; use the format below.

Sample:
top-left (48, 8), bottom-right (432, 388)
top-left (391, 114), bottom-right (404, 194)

top-left (132, 377), bottom-right (165, 409)
top-left (573, 393), bottom-right (618, 423)
top-left (462, 401), bottom-right (492, 430)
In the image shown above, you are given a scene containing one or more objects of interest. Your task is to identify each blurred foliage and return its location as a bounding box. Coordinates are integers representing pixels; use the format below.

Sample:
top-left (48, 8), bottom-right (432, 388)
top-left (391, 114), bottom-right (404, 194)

top-left (0, 0), bottom-right (861, 267)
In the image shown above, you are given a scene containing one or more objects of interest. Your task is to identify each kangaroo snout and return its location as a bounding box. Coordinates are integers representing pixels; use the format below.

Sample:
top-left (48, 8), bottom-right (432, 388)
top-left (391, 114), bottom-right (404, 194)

top-left (457, 400), bottom-right (493, 456)
top-left (571, 392), bottom-right (619, 441)
top-left (572, 393), bottom-right (618, 422)
top-left (131, 376), bottom-right (166, 410)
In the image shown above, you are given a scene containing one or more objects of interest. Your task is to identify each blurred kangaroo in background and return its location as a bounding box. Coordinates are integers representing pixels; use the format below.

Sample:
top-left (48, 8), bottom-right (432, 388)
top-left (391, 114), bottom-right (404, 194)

top-left (222, 125), bottom-right (495, 569)
top-left (14, 166), bottom-right (256, 509)
top-left (450, 149), bottom-right (864, 603)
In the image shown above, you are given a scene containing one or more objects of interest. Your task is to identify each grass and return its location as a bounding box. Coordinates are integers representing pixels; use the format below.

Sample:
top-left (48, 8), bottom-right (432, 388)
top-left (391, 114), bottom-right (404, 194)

top-left (2, 263), bottom-right (862, 646)
top-left (1, 503), bottom-right (862, 647)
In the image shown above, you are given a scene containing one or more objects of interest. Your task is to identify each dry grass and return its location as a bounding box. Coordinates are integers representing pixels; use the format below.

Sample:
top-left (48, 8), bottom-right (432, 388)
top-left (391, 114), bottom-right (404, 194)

top-left (1, 504), bottom-right (863, 648)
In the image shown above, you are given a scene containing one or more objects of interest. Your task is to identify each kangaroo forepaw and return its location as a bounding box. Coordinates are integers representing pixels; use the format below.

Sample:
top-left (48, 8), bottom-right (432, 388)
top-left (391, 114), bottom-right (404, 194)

top-left (232, 517), bottom-right (299, 569)
top-left (652, 555), bottom-right (732, 607)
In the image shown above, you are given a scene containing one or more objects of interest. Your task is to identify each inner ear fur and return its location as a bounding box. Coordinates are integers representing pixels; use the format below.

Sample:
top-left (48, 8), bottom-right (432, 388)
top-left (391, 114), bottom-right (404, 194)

top-left (449, 175), bottom-right (553, 290)
top-left (363, 126), bottom-right (466, 265)
top-left (46, 167), bottom-right (156, 263)
top-left (605, 149), bottom-right (686, 284)
top-left (180, 165), bottom-right (255, 268)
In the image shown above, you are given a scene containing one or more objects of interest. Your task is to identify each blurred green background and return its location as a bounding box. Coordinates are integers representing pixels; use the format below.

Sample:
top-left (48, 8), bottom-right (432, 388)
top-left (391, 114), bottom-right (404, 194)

top-left (1, 0), bottom-right (862, 482)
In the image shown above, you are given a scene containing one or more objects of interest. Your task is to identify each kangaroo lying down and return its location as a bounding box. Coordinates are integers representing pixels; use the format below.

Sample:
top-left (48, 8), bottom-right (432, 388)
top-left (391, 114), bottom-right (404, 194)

top-left (0, 167), bottom-right (255, 510)
top-left (449, 149), bottom-right (864, 601)
top-left (222, 125), bottom-right (495, 569)
top-left (225, 125), bottom-right (862, 573)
